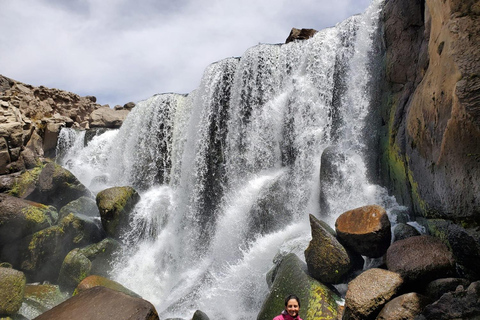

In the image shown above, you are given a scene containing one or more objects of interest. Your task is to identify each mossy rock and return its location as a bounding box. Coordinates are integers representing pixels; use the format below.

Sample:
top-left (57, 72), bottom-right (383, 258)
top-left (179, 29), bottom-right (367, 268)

top-left (0, 194), bottom-right (57, 244)
top-left (25, 162), bottom-right (93, 210)
top-left (73, 275), bottom-right (141, 298)
top-left (0, 267), bottom-right (26, 315)
top-left (58, 197), bottom-right (100, 221)
top-left (96, 186), bottom-right (140, 239)
top-left (257, 253), bottom-right (341, 320)
top-left (7, 165), bottom-right (44, 198)
top-left (18, 283), bottom-right (67, 319)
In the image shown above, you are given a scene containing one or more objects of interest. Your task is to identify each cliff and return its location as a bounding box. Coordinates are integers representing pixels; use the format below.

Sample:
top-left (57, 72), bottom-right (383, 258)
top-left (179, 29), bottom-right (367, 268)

top-left (379, 0), bottom-right (480, 225)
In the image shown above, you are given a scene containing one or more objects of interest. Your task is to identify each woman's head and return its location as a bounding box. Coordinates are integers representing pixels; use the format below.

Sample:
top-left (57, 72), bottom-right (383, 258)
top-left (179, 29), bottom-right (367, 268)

top-left (284, 294), bottom-right (300, 317)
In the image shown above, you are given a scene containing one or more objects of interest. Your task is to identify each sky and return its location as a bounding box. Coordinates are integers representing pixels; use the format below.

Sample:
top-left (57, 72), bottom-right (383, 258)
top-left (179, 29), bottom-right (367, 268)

top-left (0, 0), bottom-right (372, 107)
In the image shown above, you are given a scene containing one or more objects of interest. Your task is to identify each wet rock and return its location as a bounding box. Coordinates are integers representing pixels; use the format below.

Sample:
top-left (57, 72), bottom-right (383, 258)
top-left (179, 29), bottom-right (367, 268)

top-left (192, 310), bottom-right (210, 320)
top-left (424, 277), bottom-right (471, 301)
top-left (421, 281), bottom-right (480, 320)
top-left (0, 194), bottom-right (57, 244)
top-left (335, 205), bottom-right (391, 258)
top-left (344, 268), bottom-right (403, 320)
top-left (96, 186), bottom-right (140, 239)
top-left (73, 275), bottom-right (141, 298)
top-left (20, 283), bottom-right (67, 319)
top-left (58, 196), bottom-right (100, 221)
top-left (58, 238), bottom-right (120, 292)
top-left (376, 292), bottom-right (431, 320)
top-left (393, 223), bottom-right (420, 242)
top-left (257, 253), bottom-right (341, 320)
top-left (304, 214), bottom-right (362, 284)
top-left (34, 286), bottom-right (158, 320)
top-left (285, 28), bottom-right (317, 43)
top-left (89, 105), bottom-right (129, 128)
top-left (319, 146), bottom-right (348, 215)
top-left (26, 162), bottom-right (93, 210)
top-left (0, 267), bottom-right (26, 315)
top-left (385, 235), bottom-right (456, 287)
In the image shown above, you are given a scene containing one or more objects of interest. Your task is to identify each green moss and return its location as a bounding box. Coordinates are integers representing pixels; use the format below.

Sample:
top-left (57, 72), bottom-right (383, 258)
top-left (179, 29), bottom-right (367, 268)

top-left (7, 165), bottom-right (44, 197)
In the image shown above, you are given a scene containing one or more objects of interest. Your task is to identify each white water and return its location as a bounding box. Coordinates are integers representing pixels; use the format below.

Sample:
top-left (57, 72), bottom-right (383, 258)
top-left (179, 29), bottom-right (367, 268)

top-left (56, 1), bottom-right (400, 319)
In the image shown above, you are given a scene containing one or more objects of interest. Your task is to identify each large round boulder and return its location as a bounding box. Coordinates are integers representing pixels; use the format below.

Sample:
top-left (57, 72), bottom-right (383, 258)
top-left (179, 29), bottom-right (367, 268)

top-left (34, 286), bottom-right (158, 320)
top-left (392, 223), bottom-right (420, 242)
top-left (25, 162), bottom-right (93, 209)
top-left (386, 235), bottom-right (456, 286)
top-left (344, 268), bottom-right (403, 320)
top-left (96, 186), bottom-right (140, 239)
top-left (376, 292), bottom-right (431, 320)
top-left (257, 253), bottom-right (341, 320)
top-left (0, 194), bottom-right (57, 244)
top-left (335, 205), bottom-right (391, 258)
top-left (0, 267), bottom-right (26, 315)
top-left (58, 196), bottom-right (100, 220)
top-left (304, 214), bottom-right (363, 284)
top-left (424, 277), bottom-right (471, 301)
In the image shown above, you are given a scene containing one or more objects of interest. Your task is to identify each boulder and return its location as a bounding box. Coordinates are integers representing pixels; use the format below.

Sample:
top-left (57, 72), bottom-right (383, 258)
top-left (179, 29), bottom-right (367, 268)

top-left (424, 277), bottom-right (471, 301)
top-left (423, 219), bottom-right (480, 280)
top-left (304, 214), bottom-right (362, 284)
top-left (2, 212), bottom-right (103, 282)
top-left (73, 275), bottom-right (140, 298)
top-left (96, 186), bottom-right (140, 239)
top-left (34, 286), bottom-right (158, 320)
top-left (0, 267), bottom-right (26, 315)
top-left (257, 253), bottom-right (341, 320)
top-left (285, 28), bottom-right (317, 43)
top-left (58, 196), bottom-right (100, 221)
top-left (58, 238), bottom-right (120, 292)
top-left (344, 268), bottom-right (403, 320)
top-left (392, 223), bottom-right (420, 242)
top-left (335, 205), bottom-right (391, 258)
top-left (376, 292), bottom-right (431, 320)
top-left (89, 105), bottom-right (129, 128)
top-left (26, 162), bottom-right (93, 210)
top-left (0, 194), bottom-right (57, 244)
top-left (421, 281), bottom-right (480, 320)
top-left (385, 235), bottom-right (456, 287)
top-left (20, 283), bottom-right (67, 319)
top-left (192, 310), bottom-right (210, 320)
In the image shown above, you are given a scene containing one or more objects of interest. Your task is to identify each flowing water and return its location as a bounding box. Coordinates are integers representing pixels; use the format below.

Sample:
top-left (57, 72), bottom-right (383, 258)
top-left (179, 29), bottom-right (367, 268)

top-left (56, 0), bottom-right (401, 318)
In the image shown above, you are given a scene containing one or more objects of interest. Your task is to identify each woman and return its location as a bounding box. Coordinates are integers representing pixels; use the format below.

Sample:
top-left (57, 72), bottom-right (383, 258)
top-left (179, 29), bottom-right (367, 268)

top-left (273, 295), bottom-right (302, 320)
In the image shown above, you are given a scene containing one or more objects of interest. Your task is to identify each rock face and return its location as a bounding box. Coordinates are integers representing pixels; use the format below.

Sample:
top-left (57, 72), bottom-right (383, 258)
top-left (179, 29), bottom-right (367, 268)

top-left (335, 205), bottom-right (391, 258)
top-left (34, 286), bottom-right (158, 320)
top-left (379, 0), bottom-right (480, 225)
top-left (0, 75), bottom-right (133, 174)
top-left (385, 235), bottom-right (456, 286)
top-left (304, 214), bottom-right (362, 284)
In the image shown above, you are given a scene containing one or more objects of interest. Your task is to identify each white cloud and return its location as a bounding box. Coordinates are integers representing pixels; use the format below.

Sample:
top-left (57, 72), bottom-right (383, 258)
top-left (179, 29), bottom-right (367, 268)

top-left (0, 0), bottom-right (372, 106)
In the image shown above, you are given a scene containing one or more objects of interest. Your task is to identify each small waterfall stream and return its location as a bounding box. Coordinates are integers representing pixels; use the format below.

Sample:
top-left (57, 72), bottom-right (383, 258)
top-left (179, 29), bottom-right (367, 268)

top-left (56, 1), bottom-right (401, 318)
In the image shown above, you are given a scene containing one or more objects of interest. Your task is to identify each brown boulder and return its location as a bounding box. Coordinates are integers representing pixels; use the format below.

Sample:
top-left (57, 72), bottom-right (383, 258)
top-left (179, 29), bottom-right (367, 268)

top-left (285, 28), bottom-right (317, 43)
top-left (304, 214), bottom-right (362, 284)
top-left (89, 105), bottom-right (129, 128)
top-left (335, 205), bottom-right (391, 258)
top-left (424, 277), bottom-right (471, 301)
top-left (344, 268), bottom-right (403, 320)
top-left (385, 235), bottom-right (456, 286)
top-left (74, 275), bottom-right (140, 298)
top-left (376, 292), bottom-right (431, 320)
top-left (34, 286), bottom-right (158, 320)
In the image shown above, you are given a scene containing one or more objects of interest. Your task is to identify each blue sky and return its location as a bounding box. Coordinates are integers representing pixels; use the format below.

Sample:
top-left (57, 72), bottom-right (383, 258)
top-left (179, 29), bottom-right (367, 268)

top-left (0, 0), bottom-right (372, 106)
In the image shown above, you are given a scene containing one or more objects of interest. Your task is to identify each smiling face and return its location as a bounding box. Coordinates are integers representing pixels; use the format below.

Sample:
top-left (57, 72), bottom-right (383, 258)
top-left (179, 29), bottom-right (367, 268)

top-left (285, 298), bottom-right (300, 317)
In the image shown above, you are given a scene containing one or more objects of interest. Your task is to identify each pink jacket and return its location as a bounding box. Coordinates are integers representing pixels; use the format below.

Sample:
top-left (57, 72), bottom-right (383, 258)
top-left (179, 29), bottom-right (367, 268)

top-left (273, 310), bottom-right (303, 320)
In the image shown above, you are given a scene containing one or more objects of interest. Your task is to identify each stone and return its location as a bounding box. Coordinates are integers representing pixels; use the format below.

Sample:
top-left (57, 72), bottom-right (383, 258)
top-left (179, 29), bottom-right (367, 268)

top-left (304, 214), bottom-right (362, 284)
top-left (89, 106), bottom-right (129, 128)
top-left (335, 205), bottom-right (391, 258)
top-left (0, 267), bottom-right (26, 315)
top-left (96, 186), bottom-right (140, 239)
top-left (344, 268), bottom-right (403, 320)
top-left (257, 253), bottom-right (341, 320)
top-left (285, 28), bottom-right (317, 43)
top-left (424, 277), bottom-right (471, 301)
top-left (192, 310), bottom-right (210, 320)
top-left (376, 292), bottom-right (431, 320)
top-left (34, 286), bottom-right (158, 320)
top-left (421, 281), bottom-right (480, 320)
top-left (0, 193), bottom-right (57, 244)
top-left (73, 275), bottom-right (140, 298)
top-left (26, 162), bottom-right (93, 210)
top-left (20, 283), bottom-right (67, 319)
top-left (393, 223), bottom-right (420, 241)
top-left (385, 235), bottom-right (456, 286)
top-left (58, 196), bottom-right (100, 220)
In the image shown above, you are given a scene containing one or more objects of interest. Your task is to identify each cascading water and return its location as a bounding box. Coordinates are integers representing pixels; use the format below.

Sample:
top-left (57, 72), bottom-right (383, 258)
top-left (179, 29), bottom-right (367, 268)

top-left (57, 0), bottom-right (401, 318)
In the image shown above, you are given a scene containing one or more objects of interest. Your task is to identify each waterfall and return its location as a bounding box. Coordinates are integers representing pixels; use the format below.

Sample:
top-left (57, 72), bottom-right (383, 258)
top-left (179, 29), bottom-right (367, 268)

top-left (56, 0), bottom-right (399, 319)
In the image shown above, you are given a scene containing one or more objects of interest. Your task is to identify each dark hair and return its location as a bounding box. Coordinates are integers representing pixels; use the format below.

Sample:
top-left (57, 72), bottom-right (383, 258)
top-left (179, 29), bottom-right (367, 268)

top-left (284, 294), bottom-right (301, 308)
